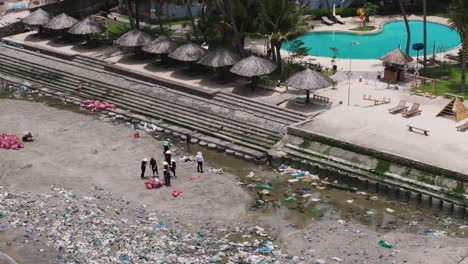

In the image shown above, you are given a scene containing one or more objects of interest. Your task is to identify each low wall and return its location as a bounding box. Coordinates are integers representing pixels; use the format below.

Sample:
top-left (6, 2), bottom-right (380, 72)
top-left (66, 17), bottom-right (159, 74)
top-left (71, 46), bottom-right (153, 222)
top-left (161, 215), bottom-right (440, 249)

top-left (287, 125), bottom-right (468, 184)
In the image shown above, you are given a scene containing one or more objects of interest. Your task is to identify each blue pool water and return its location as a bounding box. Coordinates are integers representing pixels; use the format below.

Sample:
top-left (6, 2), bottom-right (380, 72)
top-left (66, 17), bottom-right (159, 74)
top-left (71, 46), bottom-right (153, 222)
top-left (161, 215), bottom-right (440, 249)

top-left (282, 20), bottom-right (461, 59)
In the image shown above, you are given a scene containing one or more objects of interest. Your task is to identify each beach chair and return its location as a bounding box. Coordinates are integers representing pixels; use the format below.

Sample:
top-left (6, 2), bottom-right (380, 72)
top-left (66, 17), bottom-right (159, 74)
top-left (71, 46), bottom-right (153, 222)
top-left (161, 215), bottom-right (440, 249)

top-left (388, 100), bottom-right (407, 113)
top-left (334, 15), bottom-right (346, 24)
top-left (456, 120), bottom-right (468, 131)
top-left (322, 16), bottom-right (334, 25)
top-left (401, 103), bottom-right (422, 118)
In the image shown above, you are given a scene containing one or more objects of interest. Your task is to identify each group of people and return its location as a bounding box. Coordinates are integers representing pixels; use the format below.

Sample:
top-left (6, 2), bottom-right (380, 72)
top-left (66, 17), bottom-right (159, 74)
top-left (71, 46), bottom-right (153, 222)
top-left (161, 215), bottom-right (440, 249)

top-left (140, 138), bottom-right (205, 187)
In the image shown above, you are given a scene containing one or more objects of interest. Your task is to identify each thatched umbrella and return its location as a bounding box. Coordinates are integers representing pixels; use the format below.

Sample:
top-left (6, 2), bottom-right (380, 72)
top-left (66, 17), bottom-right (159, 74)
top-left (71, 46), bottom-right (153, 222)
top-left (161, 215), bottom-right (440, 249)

top-left (285, 68), bottom-right (332, 104)
top-left (115, 29), bottom-right (153, 47)
top-left (230, 55), bottom-right (277, 89)
top-left (44, 13), bottom-right (78, 30)
top-left (68, 17), bottom-right (106, 35)
top-left (379, 47), bottom-right (413, 65)
top-left (168, 43), bottom-right (208, 62)
top-left (142, 36), bottom-right (178, 54)
top-left (22, 8), bottom-right (50, 26)
top-left (198, 48), bottom-right (240, 68)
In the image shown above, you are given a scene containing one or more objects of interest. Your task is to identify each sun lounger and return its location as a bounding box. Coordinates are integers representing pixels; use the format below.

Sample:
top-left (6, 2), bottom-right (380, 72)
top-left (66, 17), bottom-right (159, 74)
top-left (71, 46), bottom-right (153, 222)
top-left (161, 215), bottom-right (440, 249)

top-left (388, 100), bottom-right (407, 113)
top-left (334, 15), bottom-right (346, 24)
top-left (401, 103), bottom-right (422, 117)
top-left (456, 120), bottom-right (468, 131)
top-left (322, 16), bottom-right (334, 25)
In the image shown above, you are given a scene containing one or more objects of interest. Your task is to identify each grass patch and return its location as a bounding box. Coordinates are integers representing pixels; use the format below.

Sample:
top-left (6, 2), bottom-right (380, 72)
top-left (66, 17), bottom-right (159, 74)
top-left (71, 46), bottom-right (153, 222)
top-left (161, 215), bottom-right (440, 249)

top-left (349, 26), bottom-right (375, 31)
top-left (374, 160), bottom-right (390, 174)
top-left (298, 139), bottom-right (312, 149)
top-left (416, 63), bottom-right (468, 99)
top-left (452, 182), bottom-right (465, 194)
top-left (417, 176), bottom-right (435, 185)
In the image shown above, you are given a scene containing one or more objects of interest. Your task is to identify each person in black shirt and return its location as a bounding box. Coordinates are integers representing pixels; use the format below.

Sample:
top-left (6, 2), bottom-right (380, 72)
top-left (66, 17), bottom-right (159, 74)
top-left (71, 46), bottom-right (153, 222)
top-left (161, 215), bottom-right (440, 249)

top-left (170, 159), bottom-right (177, 178)
top-left (163, 169), bottom-right (171, 186)
top-left (141, 158), bottom-right (148, 179)
top-left (150, 157), bottom-right (158, 178)
top-left (165, 150), bottom-right (171, 164)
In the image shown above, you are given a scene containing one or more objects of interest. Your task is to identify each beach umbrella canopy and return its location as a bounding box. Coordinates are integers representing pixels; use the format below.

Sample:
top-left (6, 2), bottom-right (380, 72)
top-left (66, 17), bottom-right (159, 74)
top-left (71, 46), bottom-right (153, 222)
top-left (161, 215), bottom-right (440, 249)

top-left (285, 68), bottom-right (332, 103)
top-left (198, 48), bottom-right (240, 68)
top-left (68, 17), bottom-right (106, 35)
top-left (44, 13), bottom-right (79, 30)
top-left (142, 36), bottom-right (178, 54)
top-left (168, 43), bottom-right (208, 62)
top-left (379, 47), bottom-right (413, 65)
top-left (22, 8), bottom-right (50, 26)
top-left (230, 55), bottom-right (276, 77)
top-left (115, 29), bottom-right (153, 47)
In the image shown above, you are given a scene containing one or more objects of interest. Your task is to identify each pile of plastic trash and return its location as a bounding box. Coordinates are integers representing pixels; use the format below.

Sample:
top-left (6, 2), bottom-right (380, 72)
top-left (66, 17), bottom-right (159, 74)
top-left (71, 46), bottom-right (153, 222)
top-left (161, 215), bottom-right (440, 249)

top-left (0, 133), bottom-right (24, 150)
top-left (0, 185), bottom-right (282, 263)
top-left (83, 99), bottom-right (116, 110)
top-left (208, 168), bottom-right (225, 174)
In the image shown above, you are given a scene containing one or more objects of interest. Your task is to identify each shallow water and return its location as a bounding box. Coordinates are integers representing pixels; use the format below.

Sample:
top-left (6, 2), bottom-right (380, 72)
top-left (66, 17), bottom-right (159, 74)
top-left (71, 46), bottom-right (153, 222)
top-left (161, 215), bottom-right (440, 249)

top-left (164, 134), bottom-right (468, 238)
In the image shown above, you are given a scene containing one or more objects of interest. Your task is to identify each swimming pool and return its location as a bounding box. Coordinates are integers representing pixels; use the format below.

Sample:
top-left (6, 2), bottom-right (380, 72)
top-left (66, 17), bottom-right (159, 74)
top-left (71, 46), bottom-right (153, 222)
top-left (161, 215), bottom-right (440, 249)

top-left (282, 20), bottom-right (461, 59)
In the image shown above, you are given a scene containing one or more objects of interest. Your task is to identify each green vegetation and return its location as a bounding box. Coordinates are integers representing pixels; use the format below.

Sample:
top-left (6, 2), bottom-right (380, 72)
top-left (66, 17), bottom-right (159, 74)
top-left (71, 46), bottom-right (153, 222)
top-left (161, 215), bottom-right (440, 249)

top-left (447, 0), bottom-right (468, 94)
top-left (417, 176), bottom-right (436, 185)
top-left (119, 14), bottom-right (190, 26)
top-left (349, 26), bottom-right (376, 31)
top-left (374, 160), bottom-right (390, 174)
top-left (452, 182), bottom-right (465, 194)
top-left (308, 8), bottom-right (356, 19)
top-left (298, 139), bottom-right (312, 149)
top-left (417, 63), bottom-right (468, 99)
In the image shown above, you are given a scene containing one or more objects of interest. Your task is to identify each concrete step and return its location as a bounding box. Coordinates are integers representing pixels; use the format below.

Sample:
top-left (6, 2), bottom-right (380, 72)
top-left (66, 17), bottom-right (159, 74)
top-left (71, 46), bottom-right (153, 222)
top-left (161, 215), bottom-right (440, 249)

top-left (0, 59), bottom-right (277, 153)
top-left (0, 54), bottom-right (281, 139)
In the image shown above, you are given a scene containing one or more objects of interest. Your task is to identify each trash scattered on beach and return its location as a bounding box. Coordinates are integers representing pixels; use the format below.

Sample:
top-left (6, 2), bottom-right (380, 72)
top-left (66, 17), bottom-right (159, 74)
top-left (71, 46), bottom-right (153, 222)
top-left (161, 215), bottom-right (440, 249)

top-left (386, 208), bottom-right (395, 213)
top-left (209, 168), bottom-right (225, 174)
top-left (378, 240), bottom-right (395, 248)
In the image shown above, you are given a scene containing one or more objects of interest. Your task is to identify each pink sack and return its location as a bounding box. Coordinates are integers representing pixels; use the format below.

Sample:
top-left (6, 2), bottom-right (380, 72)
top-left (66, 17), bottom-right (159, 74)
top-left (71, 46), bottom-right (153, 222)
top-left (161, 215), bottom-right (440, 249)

top-left (190, 176), bottom-right (201, 180)
top-left (133, 131), bottom-right (139, 138)
top-left (83, 99), bottom-right (94, 104)
top-left (171, 189), bottom-right (183, 197)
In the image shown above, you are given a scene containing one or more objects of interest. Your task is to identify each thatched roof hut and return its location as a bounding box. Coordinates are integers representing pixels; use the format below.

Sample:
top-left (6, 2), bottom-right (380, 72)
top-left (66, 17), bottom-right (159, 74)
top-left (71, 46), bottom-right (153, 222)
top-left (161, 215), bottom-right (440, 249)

top-left (22, 8), bottom-right (50, 26)
top-left (285, 68), bottom-right (332, 103)
top-left (115, 29), bottom-right (153, 47)
top-left (168, 43), bottom-right (208, 62)
top-left (379, 48), bottom-right (413, 65)
top-left (142, 36), bottom-right (178, 54)
top-left (230, 55), bottom-right (276, 77)
top-left (44, 13), bottom-right (79, 30)
top-left (198, 48), bottom-right (240, 68)
top-left (68, 17), bottom-right (106, 35)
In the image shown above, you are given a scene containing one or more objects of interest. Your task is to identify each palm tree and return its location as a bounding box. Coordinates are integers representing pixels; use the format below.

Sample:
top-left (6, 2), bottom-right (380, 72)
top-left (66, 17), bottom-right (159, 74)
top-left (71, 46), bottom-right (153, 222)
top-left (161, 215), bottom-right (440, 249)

top-left (125, 0), bottom-right (136, 29)
top-left (448, 0), bottom-right (468, 93)
top-left (398, 0), bottom-right (411, 55)
top-left (259, 0), bottom-right (311, 73)
top-left (174, 0), bottom-right (200, 42)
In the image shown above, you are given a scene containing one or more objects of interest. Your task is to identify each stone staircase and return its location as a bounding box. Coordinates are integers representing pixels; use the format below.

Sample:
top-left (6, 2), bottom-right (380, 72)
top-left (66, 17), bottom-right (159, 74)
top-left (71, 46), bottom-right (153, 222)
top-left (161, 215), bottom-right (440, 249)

top-left (0, 44), bottom-right (309, 160)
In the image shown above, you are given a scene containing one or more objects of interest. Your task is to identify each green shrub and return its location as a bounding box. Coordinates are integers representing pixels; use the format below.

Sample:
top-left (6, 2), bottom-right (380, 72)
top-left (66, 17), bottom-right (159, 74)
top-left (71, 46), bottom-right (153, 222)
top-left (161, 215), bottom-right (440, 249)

top-left (309, 8), bottom-right (356, 19)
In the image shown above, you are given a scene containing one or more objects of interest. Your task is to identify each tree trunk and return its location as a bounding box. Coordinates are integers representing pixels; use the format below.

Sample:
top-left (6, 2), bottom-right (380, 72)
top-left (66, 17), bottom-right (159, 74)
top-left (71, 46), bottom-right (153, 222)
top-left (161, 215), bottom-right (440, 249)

top-left (270, 40), bottom-right (277, 62)
top-left (125, 0), bottom-right (136, 29)
top-left (226, 3), bottom-right (241, 51)
top-left (324, 0), bottom-right (331, 17)
top-left (275, 43), bottom-right (283, 74)
top-left (135, 0), bottom-right (140, 29)
top-left (157, 0), bottom-right (164, 33)
top-left (187, 2), bottom-right (199, 42)
top-left (398, 0), bottom-right (411, 55)
top-left (423, 0), bottom-right (427, 69)
top-left (461, 51), bottom-right (466, 93)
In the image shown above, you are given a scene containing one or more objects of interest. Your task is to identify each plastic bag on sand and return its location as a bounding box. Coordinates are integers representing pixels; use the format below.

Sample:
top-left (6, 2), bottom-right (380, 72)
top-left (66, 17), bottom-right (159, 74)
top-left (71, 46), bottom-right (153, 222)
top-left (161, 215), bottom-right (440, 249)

top-left (190, 176), bottom-right (201, 180)
top-left (145, 179), bottom-right (163, 189)
top-left (171, 189), bottom-right (183, 197)
top-left (0, 134), bottom-right (24, 150)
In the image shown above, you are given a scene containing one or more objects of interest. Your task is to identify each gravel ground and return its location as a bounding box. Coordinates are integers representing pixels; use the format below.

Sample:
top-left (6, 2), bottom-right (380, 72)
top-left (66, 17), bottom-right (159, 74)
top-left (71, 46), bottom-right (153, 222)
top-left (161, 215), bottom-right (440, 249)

top-left (1, 99), bottom-right (468, 264)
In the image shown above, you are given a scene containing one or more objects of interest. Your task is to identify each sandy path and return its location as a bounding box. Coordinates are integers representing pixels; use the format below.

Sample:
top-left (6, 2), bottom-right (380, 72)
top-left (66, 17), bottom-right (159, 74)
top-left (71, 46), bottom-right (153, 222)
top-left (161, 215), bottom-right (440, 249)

top-left (0, 99), bottom-right (250, 220)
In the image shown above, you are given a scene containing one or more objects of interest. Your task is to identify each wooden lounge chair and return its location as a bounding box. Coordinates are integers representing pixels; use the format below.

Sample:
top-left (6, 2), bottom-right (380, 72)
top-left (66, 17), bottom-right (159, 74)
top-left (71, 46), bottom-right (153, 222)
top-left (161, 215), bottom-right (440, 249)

top-left (456, 120), bottom-right (468, 131)
top-left (388, 100), bottom-right (407, 113)
top-left (334, 15), bottom-right (346, 24)
top-left (322, 16), bottom-right (334, 25)
top-left (401, 103), bottom-right (422, 117)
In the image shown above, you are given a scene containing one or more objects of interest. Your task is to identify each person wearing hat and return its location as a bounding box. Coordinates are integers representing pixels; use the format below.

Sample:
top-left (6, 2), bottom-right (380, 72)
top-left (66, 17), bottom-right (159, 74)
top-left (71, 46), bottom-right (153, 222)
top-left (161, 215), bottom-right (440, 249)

top-left (22, 131), bottom-right (34, 142)
top-left (165, 150), bottom-right (172, 164)
top-left (195, 152), bottom-right (204, 173)
top-left (141, 158), bottom-right (148, 179)
top-left (170, 159), bottom-right (177, 178)
top-left (163, 169), bottom-right (171, 187)
top-left (163, 139), bottom-right (171, 153)
top-left (150, 157), bottom-right (158, 178)
top-left (162, 161), bottom-right (169, 171)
